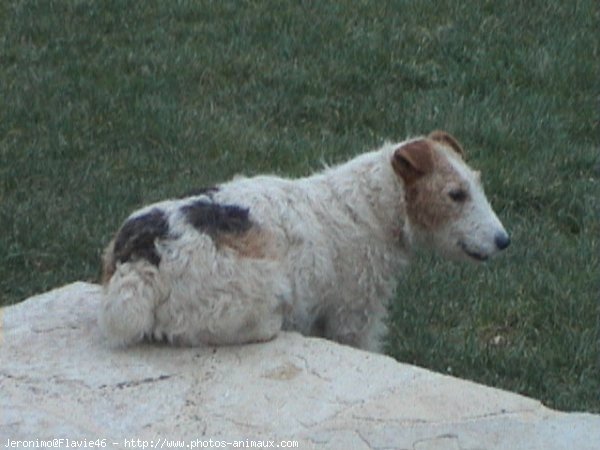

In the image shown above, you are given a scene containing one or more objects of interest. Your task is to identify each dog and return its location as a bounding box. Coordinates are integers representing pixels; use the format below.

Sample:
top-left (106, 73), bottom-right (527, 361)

top-left (99, 131), bottom-right (509, 352)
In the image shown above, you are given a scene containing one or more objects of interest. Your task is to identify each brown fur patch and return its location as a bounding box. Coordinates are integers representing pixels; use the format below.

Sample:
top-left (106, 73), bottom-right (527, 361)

top-left (392, 139), bottom-right (434, 185)
top-left (428, 130), bottom-right (466, 159)
top-left (215, 226), bottom-right (275, 259)
top-left (403, 147), bottom-right (468, 231)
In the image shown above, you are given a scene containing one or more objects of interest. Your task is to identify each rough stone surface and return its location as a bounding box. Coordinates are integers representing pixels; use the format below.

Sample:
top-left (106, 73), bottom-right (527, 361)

top-left (1, 282), bottom-right (599, 449)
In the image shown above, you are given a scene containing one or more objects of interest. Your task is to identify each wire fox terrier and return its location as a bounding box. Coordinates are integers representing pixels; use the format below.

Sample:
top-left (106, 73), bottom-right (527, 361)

top-left (99, 131), bottom-right (510, 351)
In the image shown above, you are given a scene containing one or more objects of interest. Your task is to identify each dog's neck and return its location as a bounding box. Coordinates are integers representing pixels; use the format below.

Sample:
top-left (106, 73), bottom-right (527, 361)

top-left (306, 144), bottom-right (414, 249)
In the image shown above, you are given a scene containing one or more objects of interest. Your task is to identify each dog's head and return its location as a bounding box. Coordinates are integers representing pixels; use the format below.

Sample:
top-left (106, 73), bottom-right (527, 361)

top-left (392, 130), bottom-right (510, 262)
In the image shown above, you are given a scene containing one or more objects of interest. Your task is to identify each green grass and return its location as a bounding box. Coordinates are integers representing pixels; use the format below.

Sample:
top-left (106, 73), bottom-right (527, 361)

top-left (1, 0), bottom-right (598, 412)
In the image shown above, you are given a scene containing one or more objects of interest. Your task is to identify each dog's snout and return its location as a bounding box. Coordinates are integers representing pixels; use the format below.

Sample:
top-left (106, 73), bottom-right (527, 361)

top-left (495, 232), bottom-right (510, 251)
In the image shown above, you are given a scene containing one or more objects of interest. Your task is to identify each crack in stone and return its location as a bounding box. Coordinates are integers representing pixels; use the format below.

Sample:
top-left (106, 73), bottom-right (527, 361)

top-left (31, 324), bottom-right (79, 333)
top-left (352, 414), bottom-right (429, 425)
top-left (295, 354), bottom-right (332, 382)
top-left (2, 371), bottom-right (97, 392)
top-left (356, 429), bottom-right (378, 450)
top-left (412, 433), bottom-right (461, 450)
top-left (294, 396), bottom-right (367, 430)
top-left (211, 413), bottom-right (263, 431)
top-left (351, 405), bottom-right (542, 427)
top-left (99, 374), bottom-right (173, 390)
top-left (352, 430), bottom-right (394, 450)
top-left (451, 407), bottom-right (541, 423)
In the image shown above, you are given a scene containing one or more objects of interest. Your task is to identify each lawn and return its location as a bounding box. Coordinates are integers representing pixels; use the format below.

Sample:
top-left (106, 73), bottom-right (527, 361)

top-left (1, 0), bottom-right (598, 412)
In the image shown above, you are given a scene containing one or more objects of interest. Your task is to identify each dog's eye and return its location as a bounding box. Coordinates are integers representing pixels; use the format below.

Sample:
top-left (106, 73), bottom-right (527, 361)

top-left (449, 189), bottom-right (468, 202)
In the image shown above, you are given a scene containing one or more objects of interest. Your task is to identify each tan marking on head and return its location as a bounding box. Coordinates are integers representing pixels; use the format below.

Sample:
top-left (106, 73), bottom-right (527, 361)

top-left (401, 143), bottom-right (469, 231)
top-left (216, 227), bottom-right (276, 259)
top-left (391, 139), bottom-right (435, 186)
top-left (428, 130), bottom-right (466, 159)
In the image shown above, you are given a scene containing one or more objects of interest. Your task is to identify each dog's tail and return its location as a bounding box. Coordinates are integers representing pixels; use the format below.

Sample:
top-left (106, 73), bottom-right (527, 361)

top-left (99, 257), bottom-right (165, 346)
top-left (99, 209), bottom-right (169, 346)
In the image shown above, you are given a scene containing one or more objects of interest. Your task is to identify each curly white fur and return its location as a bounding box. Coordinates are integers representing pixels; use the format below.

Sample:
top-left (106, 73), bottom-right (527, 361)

top-left (99, 131), bottom-right (509, 351)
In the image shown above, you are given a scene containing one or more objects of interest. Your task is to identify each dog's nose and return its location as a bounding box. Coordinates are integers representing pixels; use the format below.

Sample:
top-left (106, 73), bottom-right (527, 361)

top-left (495, 232), bottom-right (510, 250)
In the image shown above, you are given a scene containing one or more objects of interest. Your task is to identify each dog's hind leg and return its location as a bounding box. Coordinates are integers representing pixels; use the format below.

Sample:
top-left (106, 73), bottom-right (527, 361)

top-left (160, 279), bottom-right (290, 347)
top-left (152, 253), bottom-right (291, 347)
top-left (321, 306), bottom-right (387, 353)
top-left (196, 289), bottom-right (287, 346)
top-left (99, 261), bottom-right (167, 347)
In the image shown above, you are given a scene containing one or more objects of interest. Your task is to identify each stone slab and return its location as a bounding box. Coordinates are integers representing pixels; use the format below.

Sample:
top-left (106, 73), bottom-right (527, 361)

top-left (1, 282), bottom-right (598, 449)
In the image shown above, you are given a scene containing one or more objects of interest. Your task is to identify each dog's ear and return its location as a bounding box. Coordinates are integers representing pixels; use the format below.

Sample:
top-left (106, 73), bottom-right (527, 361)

top-left (392, 139), bottom-right (434, 185)
top-left (428, 130), bottom-right (466, 159)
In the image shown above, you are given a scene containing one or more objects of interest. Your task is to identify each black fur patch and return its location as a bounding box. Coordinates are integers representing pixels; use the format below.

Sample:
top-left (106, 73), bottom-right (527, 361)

top-left (113, 209), bottom-right (169, 267)
top-left (181, 200), bottom-right (252, 236)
